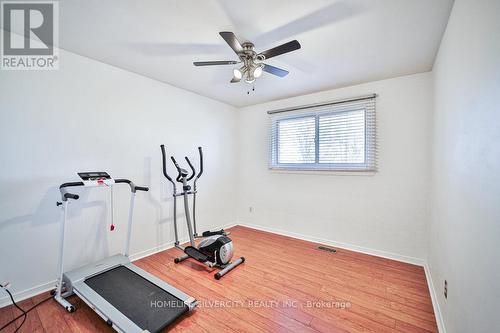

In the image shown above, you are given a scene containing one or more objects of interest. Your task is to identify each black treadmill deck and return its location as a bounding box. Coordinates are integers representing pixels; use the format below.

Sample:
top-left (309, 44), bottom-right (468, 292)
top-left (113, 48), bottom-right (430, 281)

top-left (85, 266), bottom-right (188, 333)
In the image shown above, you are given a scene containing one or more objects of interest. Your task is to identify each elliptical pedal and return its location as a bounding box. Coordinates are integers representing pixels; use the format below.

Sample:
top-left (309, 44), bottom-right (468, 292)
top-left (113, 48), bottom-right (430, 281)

top-left (201, 229), bottom-right (226, 237)
top-left (184, 246), bottom-right (209, 263)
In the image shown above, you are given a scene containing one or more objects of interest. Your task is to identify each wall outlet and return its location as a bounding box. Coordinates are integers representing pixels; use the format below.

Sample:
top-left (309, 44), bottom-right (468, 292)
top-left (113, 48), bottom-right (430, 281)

top-left (444, 280), bottom-right (448, 299)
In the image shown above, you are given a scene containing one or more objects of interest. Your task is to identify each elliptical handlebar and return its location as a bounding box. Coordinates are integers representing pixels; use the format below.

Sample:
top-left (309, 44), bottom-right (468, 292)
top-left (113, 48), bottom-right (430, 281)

top-left (160, 144), bottom-right (204, 185)
top-left (170, 156), bottom-right (184, 183)
top-left (160, 145), bottom-right (175, 185)
top-left (196, 147), bottom-right (203, 179)
top-left (185, 157), bottom-right (196, 181)
top-left (170, 156), bottom-right (181, 171)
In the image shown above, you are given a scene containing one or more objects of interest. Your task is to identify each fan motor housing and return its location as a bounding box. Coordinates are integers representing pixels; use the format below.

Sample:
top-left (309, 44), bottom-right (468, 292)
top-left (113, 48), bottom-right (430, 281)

top-left (240, 42), bottom-right (258, 60)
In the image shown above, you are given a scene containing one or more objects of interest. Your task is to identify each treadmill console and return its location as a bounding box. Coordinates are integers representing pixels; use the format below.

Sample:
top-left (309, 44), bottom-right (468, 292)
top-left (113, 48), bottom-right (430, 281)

top-left (78, 172), bottom-right (111, 181)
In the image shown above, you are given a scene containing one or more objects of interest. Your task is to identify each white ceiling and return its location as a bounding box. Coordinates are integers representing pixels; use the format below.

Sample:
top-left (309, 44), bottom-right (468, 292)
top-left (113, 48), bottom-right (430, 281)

top-left (14, 0), bottom-right (455, 107)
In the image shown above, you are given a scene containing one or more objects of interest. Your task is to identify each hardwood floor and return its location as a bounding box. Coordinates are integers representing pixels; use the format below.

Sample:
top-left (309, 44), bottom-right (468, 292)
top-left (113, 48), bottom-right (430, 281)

top-left (0, 226), bottom-right (438, 332)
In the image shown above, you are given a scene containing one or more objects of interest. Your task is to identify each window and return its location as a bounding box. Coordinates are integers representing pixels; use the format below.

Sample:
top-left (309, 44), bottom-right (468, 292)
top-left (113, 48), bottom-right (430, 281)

top-left (269, 96), bottom-right (376, 171)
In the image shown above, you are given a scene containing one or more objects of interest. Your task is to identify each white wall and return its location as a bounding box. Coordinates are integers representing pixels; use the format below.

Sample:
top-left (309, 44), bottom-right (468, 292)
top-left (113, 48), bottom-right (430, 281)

top-left (237, 72), bottom-right (432, 261)
top-left (0, 39), bottom-right (238, 302)
top-left (428, 0), bottom-right (500, 332)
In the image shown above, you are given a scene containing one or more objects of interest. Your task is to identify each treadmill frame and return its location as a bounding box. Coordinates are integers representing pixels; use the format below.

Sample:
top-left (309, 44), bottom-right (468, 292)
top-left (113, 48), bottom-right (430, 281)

top-left (55, 176), bottom-right (197, 333)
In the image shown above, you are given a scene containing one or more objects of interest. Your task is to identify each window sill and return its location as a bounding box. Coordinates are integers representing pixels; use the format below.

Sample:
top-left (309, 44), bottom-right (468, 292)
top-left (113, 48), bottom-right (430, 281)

top-left (268, 168), bottom-right (377, 176)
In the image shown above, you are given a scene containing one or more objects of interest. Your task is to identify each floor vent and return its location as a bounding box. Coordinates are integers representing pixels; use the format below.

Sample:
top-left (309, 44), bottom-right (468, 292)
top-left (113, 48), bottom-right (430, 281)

top-left (318, 246), bottom-right (337, 254)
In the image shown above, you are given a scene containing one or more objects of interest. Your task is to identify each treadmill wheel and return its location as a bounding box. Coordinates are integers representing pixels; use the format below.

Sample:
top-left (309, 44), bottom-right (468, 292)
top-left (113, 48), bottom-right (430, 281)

top-left (106, 319), bottom-right (113, 327)
top-left (67, 305), bottom-right (76, 313)
top-left (214, 273), bottom-right (221, 280)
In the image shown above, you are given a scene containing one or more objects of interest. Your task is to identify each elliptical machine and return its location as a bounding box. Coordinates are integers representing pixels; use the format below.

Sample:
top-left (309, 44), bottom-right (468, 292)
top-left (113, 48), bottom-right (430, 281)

top-left (160, 145), bottom-right (245, 280)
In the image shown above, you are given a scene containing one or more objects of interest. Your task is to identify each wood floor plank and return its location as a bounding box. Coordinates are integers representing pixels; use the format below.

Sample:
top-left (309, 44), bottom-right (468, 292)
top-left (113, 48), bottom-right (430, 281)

top-left (395, 319), bottom-right (436, 333)
top-left (34, 295), bottom-right (73, 332)
top-left (0, 226), bottom-right (438, 333)
top-left (0, 303), bottom-right (16, 333)
top-left (11, 298), bottom-right (44, 333)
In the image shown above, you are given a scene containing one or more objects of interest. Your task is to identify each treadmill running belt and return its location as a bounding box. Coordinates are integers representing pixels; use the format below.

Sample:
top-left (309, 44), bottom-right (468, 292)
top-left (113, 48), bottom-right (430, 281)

top-left (85, 266), bottom-right (188, 333)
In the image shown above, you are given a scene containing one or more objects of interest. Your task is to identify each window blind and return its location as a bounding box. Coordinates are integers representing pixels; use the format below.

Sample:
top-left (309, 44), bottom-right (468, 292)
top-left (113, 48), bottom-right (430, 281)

top-left (269, 96), bottom-right (377, 171)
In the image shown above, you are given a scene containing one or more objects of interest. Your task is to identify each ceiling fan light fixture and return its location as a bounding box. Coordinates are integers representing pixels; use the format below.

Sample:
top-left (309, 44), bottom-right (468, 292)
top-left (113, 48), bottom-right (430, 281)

top-left (253, 64), bottom-right (264, 78)
top-left (233, 68), bottom-right (243, 80)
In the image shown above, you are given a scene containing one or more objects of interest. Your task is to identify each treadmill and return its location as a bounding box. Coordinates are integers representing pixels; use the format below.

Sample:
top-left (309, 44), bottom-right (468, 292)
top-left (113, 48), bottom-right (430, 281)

top-left (54, 172), bottom-right (197, 333)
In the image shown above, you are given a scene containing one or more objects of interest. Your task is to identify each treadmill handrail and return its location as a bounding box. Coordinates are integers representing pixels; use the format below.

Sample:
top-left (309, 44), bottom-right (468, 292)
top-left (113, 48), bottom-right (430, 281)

top-left (59, 182), bottom-right (84, 201)
top-left (59, 181), bottom-right (84, 189)
top-left (115, 179), bottom-right (149, 193)
top-left (59, 178), bottom-right (148, 201)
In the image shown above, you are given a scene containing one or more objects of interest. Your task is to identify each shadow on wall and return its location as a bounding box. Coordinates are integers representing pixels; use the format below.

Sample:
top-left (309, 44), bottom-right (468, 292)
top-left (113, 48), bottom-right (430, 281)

top-left (143, 156), bottom-right (168, 248)
top-left (0, 186), bottom-right (62, 231)
top-left (0, 186), bottom-right (111, 264)
top-left (142, 155), bottom-right (188, 248)
top-left (0, 186), bottom-right (106, 230)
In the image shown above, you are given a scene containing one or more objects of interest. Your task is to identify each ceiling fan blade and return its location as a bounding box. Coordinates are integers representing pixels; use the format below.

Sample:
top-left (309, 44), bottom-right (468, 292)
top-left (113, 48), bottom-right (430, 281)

top-left (219, 31), bottom-right (244, 55)
top-left (259, 40), bottom-right (301, 60)
top-left (262, 64), bottom-right (289, 77)
top-left (193, 61), bottom-right (238, 66)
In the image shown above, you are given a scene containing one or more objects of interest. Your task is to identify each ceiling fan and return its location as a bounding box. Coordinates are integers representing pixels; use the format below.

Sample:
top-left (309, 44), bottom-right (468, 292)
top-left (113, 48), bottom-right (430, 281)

top-left (193, 31), bottom-right (301, 84)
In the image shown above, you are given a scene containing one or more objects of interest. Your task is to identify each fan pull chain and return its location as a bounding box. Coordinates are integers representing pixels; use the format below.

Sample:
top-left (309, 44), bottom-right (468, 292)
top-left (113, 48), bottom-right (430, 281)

top-left (247, 84), bottom-right (256, 95)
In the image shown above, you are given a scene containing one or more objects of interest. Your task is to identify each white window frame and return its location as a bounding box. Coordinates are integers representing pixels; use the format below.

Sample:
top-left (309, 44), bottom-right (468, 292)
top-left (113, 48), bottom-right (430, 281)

top-left (269, 95), bottom-right (377, 172)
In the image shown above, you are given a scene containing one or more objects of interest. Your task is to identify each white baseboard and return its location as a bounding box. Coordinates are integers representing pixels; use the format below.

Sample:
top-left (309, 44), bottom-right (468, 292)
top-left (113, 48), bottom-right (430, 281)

top-left (424, 263), bottom-right (446, 333)
top-left (129, 239), bottom-right (179, 262)
top-left (0, 221), bottom-right (238, 309)
top-left (0, 280), bottom-right (55, 308)
top-left (237, 221), bottom-right (425, 266)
